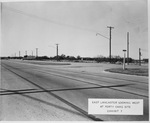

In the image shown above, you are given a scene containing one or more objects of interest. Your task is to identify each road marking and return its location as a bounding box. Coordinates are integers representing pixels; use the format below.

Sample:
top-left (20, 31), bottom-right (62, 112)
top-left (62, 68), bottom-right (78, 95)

top-left (2, 63), bottom-right (149, 98)
top-left (0, 84), bottom-right (134, 96)
top-left (2, 64), bottom-right (103, 121)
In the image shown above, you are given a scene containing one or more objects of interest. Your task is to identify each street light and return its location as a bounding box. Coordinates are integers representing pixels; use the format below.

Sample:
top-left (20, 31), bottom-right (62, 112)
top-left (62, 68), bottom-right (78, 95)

top-left (123, 49), bottom-right (126, 70)
top-left (96, 26), bottom-right (114, 63)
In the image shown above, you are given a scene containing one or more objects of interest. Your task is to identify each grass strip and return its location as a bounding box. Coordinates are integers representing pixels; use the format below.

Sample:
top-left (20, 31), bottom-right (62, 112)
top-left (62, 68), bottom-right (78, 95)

top-left (105, 68), bottom-right (148, 76)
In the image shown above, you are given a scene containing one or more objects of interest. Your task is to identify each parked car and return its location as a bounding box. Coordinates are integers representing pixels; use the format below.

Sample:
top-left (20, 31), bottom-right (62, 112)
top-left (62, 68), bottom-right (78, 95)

top-left (116, 61), bottom-right (122, 64)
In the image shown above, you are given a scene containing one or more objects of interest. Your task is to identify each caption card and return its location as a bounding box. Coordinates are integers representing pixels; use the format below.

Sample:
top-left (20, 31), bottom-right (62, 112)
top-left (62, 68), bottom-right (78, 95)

top-left (88, 99), bottom-right (143, 115)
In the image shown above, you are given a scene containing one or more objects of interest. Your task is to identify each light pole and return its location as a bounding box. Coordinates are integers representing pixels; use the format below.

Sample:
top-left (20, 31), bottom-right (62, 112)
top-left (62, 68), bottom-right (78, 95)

top-left (123, 49), bottom-right (126, 70)
top-left (36, 48), bottom-right (38, 57)
top-left (56, 44), bottom-right (59, 61)
top-left (19, 51), bottom-right (20, 57)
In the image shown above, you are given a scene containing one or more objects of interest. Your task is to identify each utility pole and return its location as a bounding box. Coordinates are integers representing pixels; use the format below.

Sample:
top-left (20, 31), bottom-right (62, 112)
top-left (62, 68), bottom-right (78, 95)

top-left (19, 51), bottom-right (20, 57)
top-left (127, 32), bottom-right (129, 65)
top-left (56, 44), bottom-right (59, 61)
top-left (25, 51), bottom-right (27, 56)
top-left (36, 48), bottom-right (38, 57)
top-left (139, 48), bottom-right (141, 66)
top-left (107, 26), bottom-right (114, 63)
top-left (32, 51), bottom-right (33, 56)
top-left (123, 49), bottom-right (126, 70)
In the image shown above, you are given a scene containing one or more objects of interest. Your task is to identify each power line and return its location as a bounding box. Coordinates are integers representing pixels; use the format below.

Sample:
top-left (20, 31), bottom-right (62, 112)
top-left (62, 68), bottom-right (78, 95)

top-left (96, 33), bottom-right (109, 39)
top-left (141, 49), bottom-right (148, 52)
top-left (3, 5), bottom-right (108, 39)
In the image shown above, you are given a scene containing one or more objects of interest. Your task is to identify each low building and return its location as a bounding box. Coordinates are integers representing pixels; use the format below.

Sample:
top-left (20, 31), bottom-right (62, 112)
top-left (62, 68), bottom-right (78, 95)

top-left (23, 55), bottom-right (36, 60)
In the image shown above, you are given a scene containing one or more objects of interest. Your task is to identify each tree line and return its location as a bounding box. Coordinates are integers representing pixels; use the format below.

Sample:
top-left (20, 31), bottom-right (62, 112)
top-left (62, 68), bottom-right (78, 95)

top-left (1, 54), bottom-right (148, 63)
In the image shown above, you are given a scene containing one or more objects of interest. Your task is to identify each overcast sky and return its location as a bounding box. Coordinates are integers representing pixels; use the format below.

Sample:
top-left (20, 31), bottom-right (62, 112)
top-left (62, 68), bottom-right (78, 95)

top-left (1, 0), bottom-right (148, 59)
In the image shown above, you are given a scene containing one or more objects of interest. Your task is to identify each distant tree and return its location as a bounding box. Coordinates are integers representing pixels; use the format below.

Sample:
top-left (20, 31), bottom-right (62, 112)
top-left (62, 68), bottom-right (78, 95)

top-left (77, 55), bottom-right (81, 60)
top-left (97, 55), bottom-right (104, 58)
top-left (112, 55), bottom-right (121, 59)
top-left (34, 56), bottom-right (49, 60)
top-left (65, 56), bottom-right (76, 61)
top-left (69, 56), bottom-right (76, 60)
top-left (66, 56), bottom-right (70, 60)
top-left (143, 59), bottom-right (148, 63)
top-left (42, 56), bottom-right (49, 59)
top-left (24, 55), bottom-right (28, 58)
top-left (60, 54), bottom-right (66, 60)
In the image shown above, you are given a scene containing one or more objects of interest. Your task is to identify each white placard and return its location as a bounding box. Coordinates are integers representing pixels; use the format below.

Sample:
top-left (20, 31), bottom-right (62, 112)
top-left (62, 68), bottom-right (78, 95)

top-left (88, 99), bottom-right (143, 115)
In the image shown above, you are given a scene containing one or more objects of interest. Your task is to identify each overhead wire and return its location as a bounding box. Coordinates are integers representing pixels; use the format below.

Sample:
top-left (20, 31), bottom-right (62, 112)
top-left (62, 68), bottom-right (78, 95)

top-left (141, 49), bottom-right (148, 52)
top-left (3, 5), bottom-right (108, 39)
top-left (96, 33), bottom-right (109, 39)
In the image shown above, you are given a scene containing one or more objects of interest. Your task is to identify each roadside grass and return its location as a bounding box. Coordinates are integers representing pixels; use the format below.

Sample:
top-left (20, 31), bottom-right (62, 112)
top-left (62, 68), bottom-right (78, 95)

top-left (22, 60), bottom-right (71, 65)
top-left (105, 68), bottom-right (148, 76)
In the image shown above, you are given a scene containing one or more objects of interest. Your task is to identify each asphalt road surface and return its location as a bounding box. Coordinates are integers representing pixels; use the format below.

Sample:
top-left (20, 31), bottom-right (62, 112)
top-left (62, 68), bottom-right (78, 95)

top-left (0, 60), bottom-right (149, 121)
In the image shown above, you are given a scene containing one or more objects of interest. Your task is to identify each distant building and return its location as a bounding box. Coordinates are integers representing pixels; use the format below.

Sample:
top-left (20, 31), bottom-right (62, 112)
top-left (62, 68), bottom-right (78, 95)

top-left (23, 55), bottom-right (36, 60)
top-left (133, 59), bottom-right (148, 64)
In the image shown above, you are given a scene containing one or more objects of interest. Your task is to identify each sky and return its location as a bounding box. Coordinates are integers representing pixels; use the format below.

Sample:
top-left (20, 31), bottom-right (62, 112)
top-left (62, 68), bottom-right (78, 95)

top-left (1, 0), bottom-right (148, 59)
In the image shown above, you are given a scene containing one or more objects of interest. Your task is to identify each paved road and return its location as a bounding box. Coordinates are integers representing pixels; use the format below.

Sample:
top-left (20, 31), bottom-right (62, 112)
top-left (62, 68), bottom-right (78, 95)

top-left (0, 60), bottom-right (149, 121)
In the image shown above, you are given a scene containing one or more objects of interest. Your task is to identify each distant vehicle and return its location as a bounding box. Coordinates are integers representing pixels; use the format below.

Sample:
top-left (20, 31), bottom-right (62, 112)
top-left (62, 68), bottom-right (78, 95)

top-left (116, 61), bottom-right (122, 64)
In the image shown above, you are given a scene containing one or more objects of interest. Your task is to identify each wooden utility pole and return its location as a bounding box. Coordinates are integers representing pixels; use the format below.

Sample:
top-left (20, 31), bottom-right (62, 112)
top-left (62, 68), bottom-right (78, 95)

top-left (36, 48), bottom-right (38, 57)
top-left (19, 51), bottom-right (20, 57)
top-left (107, 26), bottom-right (114, 63)
top-left (25, 51), bottom-right (27, 56)
top-left (123, 50), bottom-right (126, 70)
top-left (127, 32), bottom-right (129, 65)
top-left (56, 44), bottom-right (59, 60)
top-left (139, 48), bottom-right (141, 66)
